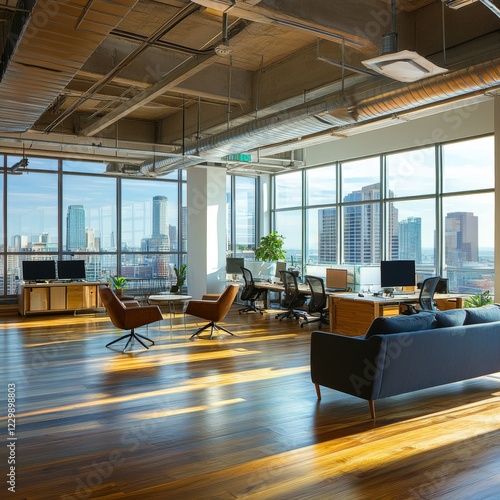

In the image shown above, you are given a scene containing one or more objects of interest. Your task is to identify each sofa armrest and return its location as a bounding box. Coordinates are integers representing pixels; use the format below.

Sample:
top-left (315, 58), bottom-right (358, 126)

top-left (310, 331), bottom-right (385, 401)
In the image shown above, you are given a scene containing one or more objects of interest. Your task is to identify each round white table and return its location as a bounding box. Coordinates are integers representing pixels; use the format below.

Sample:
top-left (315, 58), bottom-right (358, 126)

top-left (148, 294), bottom-right (192, 336)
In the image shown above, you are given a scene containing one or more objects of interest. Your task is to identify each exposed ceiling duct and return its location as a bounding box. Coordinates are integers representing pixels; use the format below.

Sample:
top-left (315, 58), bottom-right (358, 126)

top-left (138, 56), bottom-right (500, 174)
top-left (0, 0), bottom-right (497, 175)
top-left (0, 0), bottom-right (139, 132)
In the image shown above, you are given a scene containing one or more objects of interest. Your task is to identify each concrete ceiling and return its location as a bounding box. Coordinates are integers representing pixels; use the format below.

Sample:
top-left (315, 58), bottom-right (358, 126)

top-left (0, 0), bottom-right (498, 174)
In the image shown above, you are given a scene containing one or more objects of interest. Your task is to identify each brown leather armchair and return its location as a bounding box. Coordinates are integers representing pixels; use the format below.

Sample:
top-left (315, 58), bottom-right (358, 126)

top-left (99, 284), bottom-right (163, 352)
top-left (185, 284), bottom-right (239, 339)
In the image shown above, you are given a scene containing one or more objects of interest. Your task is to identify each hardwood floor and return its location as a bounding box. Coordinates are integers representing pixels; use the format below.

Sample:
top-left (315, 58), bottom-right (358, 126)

top-left (2, 305), bottom-right (500, 499)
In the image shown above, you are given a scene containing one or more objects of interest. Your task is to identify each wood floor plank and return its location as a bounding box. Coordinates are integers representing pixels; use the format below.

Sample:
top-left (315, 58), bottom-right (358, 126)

top-left (1, 306), bottom-right (499, 499)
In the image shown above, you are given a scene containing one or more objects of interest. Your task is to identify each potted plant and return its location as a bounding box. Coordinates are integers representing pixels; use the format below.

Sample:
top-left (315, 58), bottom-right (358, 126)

top-left (170, 264), bottom-right (187, 294)
top-left (109, 275), bottom-right (128, 298)
top-left (464, 290), bottom-right (493, 308)
top-left (255, 231), bottom-right (286, 262)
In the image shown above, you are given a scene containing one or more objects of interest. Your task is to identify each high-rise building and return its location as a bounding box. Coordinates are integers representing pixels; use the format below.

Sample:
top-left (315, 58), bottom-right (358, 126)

top-left (66, 205), bottom-right (86, 251)
top-left (318, 208), bottom-right (337, 263)
top-left (343, 183), bottom-right (397, 264)
top-left (399, 217), bottom-right (422, 263)
top-left (86, 228), bottom-right (96, 251)
top-left (445, 212), bottom-right (478, 265)
top-left (152, 196), bottom-right (169, 237)
top-left (148, 196), bottom-right (170, 276)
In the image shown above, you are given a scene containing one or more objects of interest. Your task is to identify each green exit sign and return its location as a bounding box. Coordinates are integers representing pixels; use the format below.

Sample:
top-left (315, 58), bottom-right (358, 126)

top-left (224, 153), bottom-right (252, 162)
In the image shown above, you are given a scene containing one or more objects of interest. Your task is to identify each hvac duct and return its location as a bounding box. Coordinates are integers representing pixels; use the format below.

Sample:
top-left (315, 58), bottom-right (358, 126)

top-left (138, 56), bottom-right (499, 174)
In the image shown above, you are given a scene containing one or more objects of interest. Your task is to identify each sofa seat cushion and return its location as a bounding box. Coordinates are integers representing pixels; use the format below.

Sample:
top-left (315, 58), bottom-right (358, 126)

top-left (365, 312), bottom-right (436, 338)
top-left (434, 309), bottom-right (466, 328)
top-left (464, 304), bottom-right (500, 325)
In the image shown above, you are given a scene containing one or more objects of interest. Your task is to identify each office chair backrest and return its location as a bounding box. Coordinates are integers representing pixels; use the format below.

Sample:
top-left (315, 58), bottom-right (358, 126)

top-left (240, 267), bottom-right (260, 301)
top-left (280, 270), bottom-right (306, 308)
top-left (419, 276), bottom-right (441, 311)
top-left (305, 275), bottom-right (327, 313)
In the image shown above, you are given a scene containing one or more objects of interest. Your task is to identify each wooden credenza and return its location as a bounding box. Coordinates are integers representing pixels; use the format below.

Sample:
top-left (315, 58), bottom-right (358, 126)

top-left (328, 293), bottom-right (465, 337)
top-left (18, 282), bottom-right (106, 316)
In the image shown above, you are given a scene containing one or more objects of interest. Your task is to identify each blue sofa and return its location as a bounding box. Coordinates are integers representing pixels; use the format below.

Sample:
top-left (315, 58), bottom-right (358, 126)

top-left (310, 305), bottom-right (500, 419)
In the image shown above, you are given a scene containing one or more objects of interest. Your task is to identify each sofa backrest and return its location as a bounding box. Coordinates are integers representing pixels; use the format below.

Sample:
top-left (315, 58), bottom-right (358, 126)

top-left (365, 304), bottom-right (500, 338)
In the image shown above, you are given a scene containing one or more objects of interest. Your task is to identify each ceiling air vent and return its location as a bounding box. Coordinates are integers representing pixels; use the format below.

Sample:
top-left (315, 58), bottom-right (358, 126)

top-left (362, 50), bottom-right (448, 83)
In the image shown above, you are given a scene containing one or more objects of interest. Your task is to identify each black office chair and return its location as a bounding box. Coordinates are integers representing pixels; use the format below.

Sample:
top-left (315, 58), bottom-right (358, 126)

top-left (276, 270), bottom-right (308, 321)
top-left (301, 275), bottom-right (329, 328)
top-left (400, 276), bottom-right (441, 315)
top-left (239, 267), bottom-right (264, 314)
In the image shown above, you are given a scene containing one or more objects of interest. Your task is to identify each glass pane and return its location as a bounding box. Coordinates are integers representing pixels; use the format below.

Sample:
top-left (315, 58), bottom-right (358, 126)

top-left (443, 193), bottom-right (494, 294)
top-left (275, 171), bottom-right (302, 209)
top-left (306, 164), bottom-right (336, 206)
top-left (275, 209), bottom-right (302, 269)
top-left (8, 155), bottom-right (58, 172)
top-left (63, 159), bottom-right (106, 173)
top-left (341, 156), bottom-right (379, 195)
top-left (121, 178), bottom-right (179, 281)
top-left (306, 207), bottom-right (338, 265)
top-left (181, 182), bottom-right (187, 253)
top-left (62, 175), bottom-right (116, 252)
top-left (386, 147), bottom-right (435, 197)
top-left (235, 176), bottom-right (256, 257)
top-left (390, 199), bottom-right (436, 267)
top-left (442, 136), bottom-right (494, 193)
top-left (226, 176), bottom-right (232, 255)
top-left (7, 172), bottom-right (58, 251)
top-left (342, 202), bottom-right (380, 265)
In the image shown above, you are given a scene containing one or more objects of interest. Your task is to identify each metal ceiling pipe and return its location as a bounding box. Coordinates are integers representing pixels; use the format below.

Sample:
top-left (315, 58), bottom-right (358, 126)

top-left (0, 0), bottom-right (139, 133)
top-left (162, 57), bottom-right (500, 164)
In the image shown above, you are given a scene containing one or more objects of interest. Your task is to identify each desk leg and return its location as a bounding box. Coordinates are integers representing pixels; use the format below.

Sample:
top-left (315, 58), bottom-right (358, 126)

top-left (261, 289), bottom-right (269, 309)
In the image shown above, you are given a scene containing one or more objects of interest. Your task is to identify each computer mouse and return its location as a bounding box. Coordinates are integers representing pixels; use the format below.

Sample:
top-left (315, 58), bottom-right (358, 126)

top-left (358, 293), bottom-right (364, 297)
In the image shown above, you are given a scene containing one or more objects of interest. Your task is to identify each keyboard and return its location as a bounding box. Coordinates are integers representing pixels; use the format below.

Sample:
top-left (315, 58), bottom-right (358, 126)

top-left (326, 288), bottom-right (348, 292)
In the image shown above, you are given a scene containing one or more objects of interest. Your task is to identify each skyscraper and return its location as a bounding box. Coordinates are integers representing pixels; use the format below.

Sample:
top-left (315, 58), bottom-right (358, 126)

top-left (343, 183), bottom-right (398, 264)
top-left (399, 216), bottom-right (422, 263)
top-left (445, 212), bottom-right (478, 265)
top-left (149, 196), bottom-right (170, 276)
top-left (318, 207), bottom-right (337, 263)
top-left (66, 205), bottom-right (86, 251)
top-left (152, 196), bottom-right (169, 237)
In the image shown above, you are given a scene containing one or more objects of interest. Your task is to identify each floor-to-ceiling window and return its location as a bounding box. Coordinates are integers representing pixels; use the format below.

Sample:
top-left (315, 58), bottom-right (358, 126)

top-left (271, 134), bottom-right (494, 294)
top-left (441, 136), bottom-right (495, 294)
top-left (226, 174), bottom-right (258, 260)
top-left (4, 157), bottom-right (186, 298)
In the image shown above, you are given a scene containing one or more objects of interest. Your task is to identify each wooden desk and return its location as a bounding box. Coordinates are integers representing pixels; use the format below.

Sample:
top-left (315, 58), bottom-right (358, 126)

top-left (328, 293), bottom-right (466, 337)
top-left (254, 281), bottom-right (311, 308)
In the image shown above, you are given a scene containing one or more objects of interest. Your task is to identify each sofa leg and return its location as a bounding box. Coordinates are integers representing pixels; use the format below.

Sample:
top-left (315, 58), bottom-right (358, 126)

top-left (314, 383), bottom-right (321, 400)
top-left (369, 400), bottom-right (376, 420)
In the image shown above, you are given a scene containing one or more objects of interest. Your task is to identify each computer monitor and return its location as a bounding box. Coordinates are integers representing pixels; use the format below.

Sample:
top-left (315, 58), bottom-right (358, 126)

top-left (22, 260), bottom-right (56, 282)
top-left (57, 260), bottom-right (86, 281)
top-left (326, 268), bottom-right (348, 290)
top-left (226, 257), bottom-right (244, 275)
top-left (275, 261), bottom-right (286, 279)
top-left (380, 260), bottom-right (416, 289)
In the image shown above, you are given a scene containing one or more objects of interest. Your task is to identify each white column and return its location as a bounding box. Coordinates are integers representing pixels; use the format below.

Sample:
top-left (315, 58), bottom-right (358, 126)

top-left (186, 166), bottom-right (227, 298)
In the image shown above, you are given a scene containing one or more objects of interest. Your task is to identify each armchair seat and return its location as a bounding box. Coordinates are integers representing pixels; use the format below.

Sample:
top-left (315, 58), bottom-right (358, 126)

top-left (99, 284), bottom-right (163, 352)
top-left (185, 284), bottom-right (239, 339)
